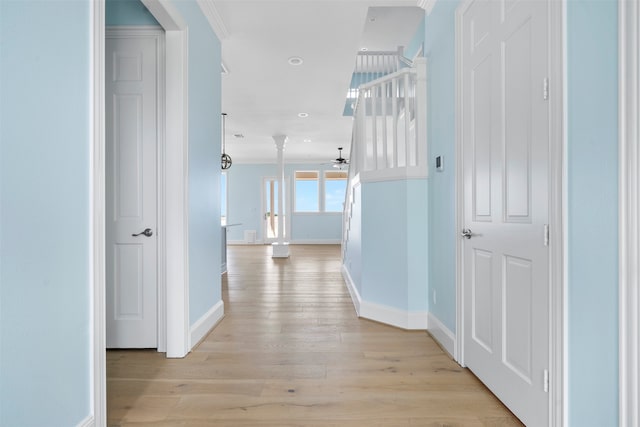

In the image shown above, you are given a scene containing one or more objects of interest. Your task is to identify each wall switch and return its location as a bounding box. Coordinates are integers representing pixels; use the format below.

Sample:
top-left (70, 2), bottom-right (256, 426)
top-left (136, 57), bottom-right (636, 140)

top-left (435, 155), bottom-right (444, 171)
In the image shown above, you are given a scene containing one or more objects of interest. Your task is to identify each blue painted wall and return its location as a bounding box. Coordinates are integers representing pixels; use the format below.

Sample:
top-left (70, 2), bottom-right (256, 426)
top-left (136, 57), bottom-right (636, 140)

top-left (344, 179), bottom-right (428, 314)
top-left (171, 0), bottom-right (224, 326)
top-left (566, 0), bottom-right (619, 425)
top-left (0, 1), bottom-right (91, 425)
top-left (424, 0), bottom-right (459, 332)
top-left (106, 0), bottom-right (159, 26)
top-left (225, 163), bottom-right (344, 243)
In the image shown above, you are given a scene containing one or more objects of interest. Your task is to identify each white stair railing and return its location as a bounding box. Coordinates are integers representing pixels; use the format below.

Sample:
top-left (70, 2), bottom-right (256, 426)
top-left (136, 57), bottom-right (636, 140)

top-left (342, 58), bottom-right (427, 253)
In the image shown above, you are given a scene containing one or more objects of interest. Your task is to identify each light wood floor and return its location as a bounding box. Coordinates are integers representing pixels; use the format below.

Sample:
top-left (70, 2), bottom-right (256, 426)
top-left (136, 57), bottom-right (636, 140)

top-left (107, 244), bottom-right (522, 426)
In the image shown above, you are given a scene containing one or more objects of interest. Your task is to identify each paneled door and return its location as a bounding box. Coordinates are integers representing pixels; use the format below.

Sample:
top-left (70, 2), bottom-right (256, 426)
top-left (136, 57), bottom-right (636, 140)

top-left (459, 0), bottom-right (550, 425)
top-left (106, 31), bottom-right (161, 348)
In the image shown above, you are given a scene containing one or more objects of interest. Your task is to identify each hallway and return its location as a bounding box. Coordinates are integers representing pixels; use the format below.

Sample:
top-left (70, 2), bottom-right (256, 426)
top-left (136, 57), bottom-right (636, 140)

top-left (107, 245), bottom-right (522, 426)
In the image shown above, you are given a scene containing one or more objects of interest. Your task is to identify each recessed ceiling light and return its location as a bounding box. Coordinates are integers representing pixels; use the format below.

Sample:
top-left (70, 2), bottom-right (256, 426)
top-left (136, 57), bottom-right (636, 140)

top-left (360, 47), bottom-right (368, 52)
top-left (298, 112), bottom-right (309, 118)
top-left (233, 133), bottom-right (244, 138)
top-left (303, 138), bottom-right (312, 143)
top-left (369, 17), bottom-right (376, 22)
top-left (288, 56), bottom-right (304, 66)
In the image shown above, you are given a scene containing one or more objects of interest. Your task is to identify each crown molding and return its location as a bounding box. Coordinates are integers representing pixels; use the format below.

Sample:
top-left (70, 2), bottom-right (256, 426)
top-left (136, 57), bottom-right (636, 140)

top-left (197, 0), bottom-right (229, 41)
top-left (417, 0), bottom-right (436, 15)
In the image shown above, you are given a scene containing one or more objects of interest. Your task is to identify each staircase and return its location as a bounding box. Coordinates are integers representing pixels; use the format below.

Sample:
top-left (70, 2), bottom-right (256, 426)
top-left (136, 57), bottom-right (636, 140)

top-left (342, 57), bottom-right (427, 258)
top-left (340, 56), bottom-right (429, 329)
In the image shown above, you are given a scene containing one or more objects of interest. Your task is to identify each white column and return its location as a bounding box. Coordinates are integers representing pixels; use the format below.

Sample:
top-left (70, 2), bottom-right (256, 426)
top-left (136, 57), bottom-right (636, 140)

top-left (272, 135), bottom-right (290, 258)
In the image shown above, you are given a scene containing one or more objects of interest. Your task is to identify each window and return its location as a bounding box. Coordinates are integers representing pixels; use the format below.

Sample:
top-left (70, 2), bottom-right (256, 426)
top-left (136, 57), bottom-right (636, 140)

top-left (294, 171), bottom-right (319, 212)
top-left (324, 171), bottom-right (348, 212)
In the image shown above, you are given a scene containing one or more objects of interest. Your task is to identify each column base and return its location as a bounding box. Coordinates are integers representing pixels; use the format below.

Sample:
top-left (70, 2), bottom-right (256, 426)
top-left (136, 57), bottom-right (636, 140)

top-left (271, 242), bottom-right (290, 258)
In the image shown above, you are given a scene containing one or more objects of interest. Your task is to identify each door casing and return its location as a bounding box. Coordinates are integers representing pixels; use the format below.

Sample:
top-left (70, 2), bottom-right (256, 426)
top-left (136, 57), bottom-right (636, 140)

top-left (454, 0), bottom-right (565, 425)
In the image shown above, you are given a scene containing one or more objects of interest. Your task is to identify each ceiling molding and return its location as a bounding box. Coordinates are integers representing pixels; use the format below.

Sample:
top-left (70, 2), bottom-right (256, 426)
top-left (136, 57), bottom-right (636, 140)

top-left (197, 0), bottom-right (229, 41)
top-left (417, 0), bottom-right (437, 15)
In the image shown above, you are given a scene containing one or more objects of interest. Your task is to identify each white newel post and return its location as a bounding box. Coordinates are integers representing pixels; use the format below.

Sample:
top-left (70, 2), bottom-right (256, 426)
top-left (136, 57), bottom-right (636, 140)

top-left (272, 135), bottom-right (290, 258)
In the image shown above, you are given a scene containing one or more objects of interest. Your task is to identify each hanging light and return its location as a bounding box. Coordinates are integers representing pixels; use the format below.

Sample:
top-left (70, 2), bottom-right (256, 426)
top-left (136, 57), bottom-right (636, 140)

top-left (221, 112), bottom-right (232, 170)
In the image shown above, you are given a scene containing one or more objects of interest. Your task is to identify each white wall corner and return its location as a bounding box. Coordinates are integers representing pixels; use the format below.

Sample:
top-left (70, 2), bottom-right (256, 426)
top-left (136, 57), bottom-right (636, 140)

top-left (141, 0), bottom-right (186, 31)
top-left (427, 312), bottom-right (456, 359)
top-left (196, 0), bottom-right (229, 40)
top-left (341, 264), bottom-right (361, 316)
top-left (190, 300), bottom-right (225, 349)
top-left (77, 415), bottom-right (95, 427)
top-left (417, 0), bottom-right (436, 15)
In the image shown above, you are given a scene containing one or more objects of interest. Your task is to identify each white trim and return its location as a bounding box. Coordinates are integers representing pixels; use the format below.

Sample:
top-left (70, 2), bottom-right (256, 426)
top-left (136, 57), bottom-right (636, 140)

top-left (427, 312), bottom-right (456, 358)
top-left (359, 301), bottom-right (428, 330)
top-left (164, 26), bottom-right (190, 358)
top-left (76, 415), bottom-right (94, 427)
top-left (196, 0), bottom-right (229, 40)
top-left (342, 265), bottom-right (362, 316)
top-left (418, 0), bottom-right (436, 15)
top-left (90, 1), bottom-right (106, 426)
top-left (341, 266), bottom-right (428, 330)
top-left (290, 239), bottom-right (341, 245)
top-left (549, 0), bottom-right (566, 425)
top-left (619, 2), bottom-right (640, 426)
top-left (454, 0), bottom-right (468, 367)
top-left (190, 300), bottom-right (225, 348)
top-left (141, 0), bottom-right (185, 31)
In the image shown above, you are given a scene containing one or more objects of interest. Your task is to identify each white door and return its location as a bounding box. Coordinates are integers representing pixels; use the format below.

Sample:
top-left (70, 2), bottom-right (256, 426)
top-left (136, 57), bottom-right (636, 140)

top-left (106, 33), bottom-right (160, 348)
top-left (460, 0), bottom-right (550, 425)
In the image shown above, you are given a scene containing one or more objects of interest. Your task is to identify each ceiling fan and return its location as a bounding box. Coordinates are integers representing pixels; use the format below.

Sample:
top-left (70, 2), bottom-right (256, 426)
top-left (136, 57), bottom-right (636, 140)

top-left (331, 147), bottom-right (349, 169)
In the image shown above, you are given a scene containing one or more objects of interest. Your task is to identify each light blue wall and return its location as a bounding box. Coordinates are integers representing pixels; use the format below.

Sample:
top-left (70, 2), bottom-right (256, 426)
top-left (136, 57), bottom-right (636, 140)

top-left (171, 0), bottom-right (223, 326)
top-left (106, 0), bottom-right (159, 26)
top-left (351, 179), bottom-right (428, 313)
top-left (0, 1), bottom-right (91, 425)
top-left (425, 0), bottom-right (459, 331)
top-left (344, 184), bottom-right (363, 295)
top-left (225, 163), bottom-right (344, 243)
top-left (566, 1), bottom-right (619, 425)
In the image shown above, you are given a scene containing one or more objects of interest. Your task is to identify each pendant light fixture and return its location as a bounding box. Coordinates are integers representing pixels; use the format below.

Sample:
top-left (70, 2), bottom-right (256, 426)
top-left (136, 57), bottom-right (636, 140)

top-left (221, 112), bottom-right (232, 170)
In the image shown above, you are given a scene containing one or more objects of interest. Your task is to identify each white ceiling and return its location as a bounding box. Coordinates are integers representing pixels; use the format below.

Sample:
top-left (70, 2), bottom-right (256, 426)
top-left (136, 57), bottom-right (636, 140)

top-left (214, 1), bottom-right (425, 164)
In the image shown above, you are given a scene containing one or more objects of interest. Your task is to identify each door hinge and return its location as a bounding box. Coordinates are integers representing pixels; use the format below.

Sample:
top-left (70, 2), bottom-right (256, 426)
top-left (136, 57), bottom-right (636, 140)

top-left (543, 224), bottom-right (549, 247)
top-left (543, 78), bottom-right (549, 100)
top-left (543, 369), bottom-right (549, 393)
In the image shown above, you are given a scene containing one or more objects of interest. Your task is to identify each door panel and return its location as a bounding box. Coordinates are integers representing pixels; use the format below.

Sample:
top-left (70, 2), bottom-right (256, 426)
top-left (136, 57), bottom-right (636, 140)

top-left (106, 33), bottom-right (160, 349)
top-left (461, 1), bottom-right (550, 425)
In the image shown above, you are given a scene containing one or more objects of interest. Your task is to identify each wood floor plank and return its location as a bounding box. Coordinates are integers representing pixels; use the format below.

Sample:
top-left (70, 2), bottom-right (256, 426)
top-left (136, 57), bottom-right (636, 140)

top-left (107, 244), bottom-right (522, 426)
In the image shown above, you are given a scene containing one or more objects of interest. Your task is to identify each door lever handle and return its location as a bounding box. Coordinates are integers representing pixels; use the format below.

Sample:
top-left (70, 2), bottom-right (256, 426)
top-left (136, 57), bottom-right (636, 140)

top-left (461, 228), bottom-right (473, 239)
top-left (132, 228), bottom-right (153, 237)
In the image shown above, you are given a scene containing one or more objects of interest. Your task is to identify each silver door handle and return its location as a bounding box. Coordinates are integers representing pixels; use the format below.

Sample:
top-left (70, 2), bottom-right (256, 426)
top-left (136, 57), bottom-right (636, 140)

top-left (461, 229), bottom-right (473, 239)
top-left (132, 228), bottom-right (153, 237)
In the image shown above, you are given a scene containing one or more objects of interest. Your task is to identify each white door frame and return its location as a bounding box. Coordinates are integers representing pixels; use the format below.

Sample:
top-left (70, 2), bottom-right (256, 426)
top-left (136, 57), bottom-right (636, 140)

top-left (454, 0), bottom-right (565, 425)
top-left (619, 2), bottom-right (639, 425)
top-left (91, 0), bottom-right (190, 425)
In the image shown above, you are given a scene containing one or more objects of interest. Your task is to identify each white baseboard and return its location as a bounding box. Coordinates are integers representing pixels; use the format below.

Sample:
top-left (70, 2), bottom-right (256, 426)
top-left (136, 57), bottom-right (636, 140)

top-left (190, 300), bottom-right (224, 349)
top-left (427, 312), bottom-right (456, 358)
top-left (77, 415), bottom-right (94, 427)
top-left (228, 239), bottom-right (263, 245)
top-left (341, 265), bottom-right (427, 330)
top-left (341, 265), bottom-right (361, 315)
top-left (290, 239), bottom-right (341, 245)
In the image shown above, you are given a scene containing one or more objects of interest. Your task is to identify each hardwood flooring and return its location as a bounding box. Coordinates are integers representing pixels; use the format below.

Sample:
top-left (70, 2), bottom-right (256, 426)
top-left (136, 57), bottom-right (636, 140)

top-left (107, 244), bottom-right (522, 426)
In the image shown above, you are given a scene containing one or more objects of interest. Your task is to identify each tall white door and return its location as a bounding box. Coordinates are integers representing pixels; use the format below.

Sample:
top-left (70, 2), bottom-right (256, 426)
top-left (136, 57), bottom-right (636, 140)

top-left (460, 0), bottom-right (550, 425)
top-left (106, 33), bottom-right (161, 348)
